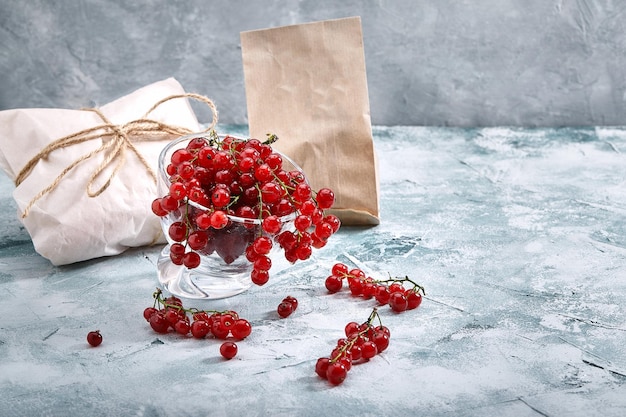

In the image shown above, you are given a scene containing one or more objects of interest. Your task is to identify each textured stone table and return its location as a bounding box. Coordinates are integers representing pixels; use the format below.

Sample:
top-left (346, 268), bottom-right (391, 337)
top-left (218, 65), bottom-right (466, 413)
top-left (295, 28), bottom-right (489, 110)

top-left (1, 126), bottom-right (625, 416)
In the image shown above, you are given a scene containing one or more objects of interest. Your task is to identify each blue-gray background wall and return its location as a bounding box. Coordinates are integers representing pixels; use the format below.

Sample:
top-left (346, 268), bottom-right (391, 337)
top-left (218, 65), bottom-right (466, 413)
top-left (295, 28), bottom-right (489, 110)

top-left (1, 0), bottom-right (625, 127)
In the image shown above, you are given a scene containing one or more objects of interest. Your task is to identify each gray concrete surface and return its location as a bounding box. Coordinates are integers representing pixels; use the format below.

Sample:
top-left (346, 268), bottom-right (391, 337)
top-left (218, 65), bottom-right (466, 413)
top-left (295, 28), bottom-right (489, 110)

top-left (1, 0), bottom-right (626, 126)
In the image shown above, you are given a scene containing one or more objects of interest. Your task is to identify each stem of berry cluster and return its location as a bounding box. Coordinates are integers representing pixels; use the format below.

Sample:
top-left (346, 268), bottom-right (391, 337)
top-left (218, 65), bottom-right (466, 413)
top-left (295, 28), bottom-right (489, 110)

top-left (330, 308), bottom-right (382, 363)
top-left (376, 275), bottom-right (426, 295)
top-left (152, 288), bottom-right (239, 318)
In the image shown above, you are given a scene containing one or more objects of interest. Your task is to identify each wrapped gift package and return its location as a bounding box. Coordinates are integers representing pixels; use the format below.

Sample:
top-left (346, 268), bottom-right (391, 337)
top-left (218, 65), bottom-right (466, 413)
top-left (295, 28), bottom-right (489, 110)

top-left (0, 78), bottom-right (214, 265)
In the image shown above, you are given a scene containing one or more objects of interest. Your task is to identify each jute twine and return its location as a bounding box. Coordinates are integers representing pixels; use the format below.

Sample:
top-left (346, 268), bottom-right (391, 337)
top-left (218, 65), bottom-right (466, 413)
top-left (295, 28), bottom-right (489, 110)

top-left (16, 93), bottom-right (218, 219)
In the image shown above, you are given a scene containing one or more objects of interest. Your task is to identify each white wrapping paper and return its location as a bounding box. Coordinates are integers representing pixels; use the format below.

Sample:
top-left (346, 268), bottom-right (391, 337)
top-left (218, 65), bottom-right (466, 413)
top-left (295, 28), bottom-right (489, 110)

top-left (0, 78), bottom-right (205, 265)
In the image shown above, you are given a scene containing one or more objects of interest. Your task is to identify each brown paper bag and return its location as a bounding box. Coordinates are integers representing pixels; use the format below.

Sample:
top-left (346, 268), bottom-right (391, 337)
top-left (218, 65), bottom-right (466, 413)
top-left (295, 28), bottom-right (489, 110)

top-left (241, 16), bottom-right (380, 225)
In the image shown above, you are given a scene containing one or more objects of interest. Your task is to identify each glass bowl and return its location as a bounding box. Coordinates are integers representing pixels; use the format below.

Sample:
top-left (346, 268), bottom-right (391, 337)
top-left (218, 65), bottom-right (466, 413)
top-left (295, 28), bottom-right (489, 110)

top-left (155, 133), bottom-right (302, 299)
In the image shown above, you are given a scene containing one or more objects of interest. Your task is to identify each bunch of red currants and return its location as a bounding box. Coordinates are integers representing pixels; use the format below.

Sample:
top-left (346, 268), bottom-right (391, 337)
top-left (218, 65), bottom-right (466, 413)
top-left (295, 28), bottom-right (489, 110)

top-left (151, 132), bottom-right (339, 286)
top-left (324, 263), bottom-right (425, 312)
top-left (315, 308), bottom-right (390, 385)
top-left (143, 288), bottom-right (252, 359)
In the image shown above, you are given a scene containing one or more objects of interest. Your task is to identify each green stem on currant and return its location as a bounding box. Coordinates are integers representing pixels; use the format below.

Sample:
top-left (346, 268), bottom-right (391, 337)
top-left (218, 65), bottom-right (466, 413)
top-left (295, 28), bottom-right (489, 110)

top-left (330, 308), bottom-right (381, 363)
top-left (152, 288), bottom-right (239, 319)
top-left (375, 275), bottom-right (426, 295)
top-left (263, 133), bottom-right (279, 145)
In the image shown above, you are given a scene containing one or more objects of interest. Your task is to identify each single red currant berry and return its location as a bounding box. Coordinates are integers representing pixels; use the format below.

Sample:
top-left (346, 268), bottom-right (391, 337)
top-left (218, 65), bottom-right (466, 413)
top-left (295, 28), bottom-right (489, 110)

top-left (168, 221), bottom-right (187, 242)
top-left (149, 313), bottom-right (170, 334)
top-left (183, 251), bottom-right (201, 269)
top-left (211, 187), bottom-right (231, 208)
top-left (165, 308), bottom-right (182, 326)
top-left (331, 263), bottom-right (349, 276)
top-left (254, 255), bottom-right (272, 271)
top-left (87, 330), bottom-right (103, 347)
top-left (374, 285), bottom-right (391, 305)
top-left (187, 231), bottom-right (209, 251)
top-left (253, 236), bottom-right (273, 255)
top-left (326, 362), bottom-right (348, 385)
top-left (171, 148), bottom-right (193, 165)
top-left (361, 341), bottom-right (378, 359)
top-left (254, 163), bottom-right (273, 183)
top-left (344, 321), bottom-right (360, 338)
top-left (151, 198), bottom-right (168, 216)
top-left (314, 222), bottom-right (334, 240)
top-left (160, 195), bottom-right (180, 211)
top-left (190, 320), bottom-right (210, 338)
top-left (325, 275), bottom-right (343, 293)
top-left (174, 320), bottom-right (191, 335)
top-left (324, 214), bottom-right (341, 233)
top-left (349, 268), bottom-right (366, 279)
top-left (389, 292), bottom-right (409, 312)
top-left (261, 181), bottom-right (283, 204)
top-left (143, 307), bottom-right (158, 321)
top-left (349, 344), bottom-right (363, 361)
top-left (315, 357), bottom-right (330, 379)
top-left (316, 188), bottom-right (335, 209)
top-left (210, 210), bottom-right (229, 229)
top-left (195, 212), bottom-right (212, 229)
top-left (407, 290), bottom-right (423, 310)
top-left (339, 355), bottom-right (353, 372)
top-left (294, 214), bottom-right (312, 232)
top-left (169, 182), bottom-right (187, 201)
top-left (388, 282), bottom-right (405, 294)
top-left (251, 269), bottom-right (270, 286)
top-left (262, 215), bottom-right (282, 234)
top-left (375, 325), bottom-right (391, 338)
top-left (372, 330), bottom-right (390, 353)
top-left (348, 278), bottom-right (364, 296)
top-left (211, 320), bottom-right (230, 340)
top-left (265, 152), bottom-right (283, 170)
top-left (294, 182), bottom-right (312, 202)
top-left (170, 242), bottom-right (186, 257)
top-left (177, 161), bottom-right (195, 180)
top-left (277, 301), bottom-right (294, 318)
top-left (231, 319), bottom-right (252, 340)
top-left (295, 243), bottom-right (312, 261)
top-left (220, 341), bottom-right (238, 359)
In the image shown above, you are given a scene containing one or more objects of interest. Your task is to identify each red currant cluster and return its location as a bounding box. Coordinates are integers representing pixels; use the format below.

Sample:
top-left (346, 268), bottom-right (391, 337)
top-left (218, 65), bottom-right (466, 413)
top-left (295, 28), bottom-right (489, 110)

top-left (151, 132), bottom-right (339, 285)
top-left (315, 308), bottom-right (390, 385)
top-left (325, 263), bottom-right (425, 312)
top-left (277, 295), bottom-right (298, 318)
top-left (143, 288), bottom-right (252, 341)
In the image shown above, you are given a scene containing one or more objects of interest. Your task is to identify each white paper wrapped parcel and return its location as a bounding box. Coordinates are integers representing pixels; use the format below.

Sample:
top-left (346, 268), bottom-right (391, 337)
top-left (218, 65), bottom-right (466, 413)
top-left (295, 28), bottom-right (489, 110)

top-left (0, 78), bottom-right (201, 265)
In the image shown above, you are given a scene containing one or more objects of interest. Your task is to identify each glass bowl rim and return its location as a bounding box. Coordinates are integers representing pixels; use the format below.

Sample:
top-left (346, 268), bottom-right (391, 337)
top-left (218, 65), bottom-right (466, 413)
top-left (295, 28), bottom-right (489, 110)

top-left (158, 132), bottom-right (305, 225)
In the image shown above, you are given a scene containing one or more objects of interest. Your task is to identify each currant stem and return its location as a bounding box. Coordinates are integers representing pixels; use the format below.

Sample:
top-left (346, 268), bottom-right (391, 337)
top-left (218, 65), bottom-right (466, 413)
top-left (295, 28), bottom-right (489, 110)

top-left (375, 275), bottom-right (426, 295)
top-left (263, 133), bottom-right (279, 145)
top-left (152, 288), bottom-right (239, 318)
top-left (330, 308), bottom-right (381, 363)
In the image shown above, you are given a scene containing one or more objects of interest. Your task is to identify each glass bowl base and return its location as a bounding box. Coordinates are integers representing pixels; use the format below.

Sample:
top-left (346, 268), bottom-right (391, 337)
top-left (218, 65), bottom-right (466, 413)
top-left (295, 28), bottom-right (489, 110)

top-left (157, 246), bottom-right (252, 299)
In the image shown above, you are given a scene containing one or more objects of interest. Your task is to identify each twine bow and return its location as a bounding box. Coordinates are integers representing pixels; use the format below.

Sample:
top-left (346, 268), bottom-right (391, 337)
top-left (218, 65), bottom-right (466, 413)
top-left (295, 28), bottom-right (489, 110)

top-left (15, 93), bottom-right (218, 219)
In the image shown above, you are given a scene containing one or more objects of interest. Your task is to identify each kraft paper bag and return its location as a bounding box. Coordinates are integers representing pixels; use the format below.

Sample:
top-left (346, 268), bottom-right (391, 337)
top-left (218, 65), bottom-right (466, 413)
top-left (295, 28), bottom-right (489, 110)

top-left (0, 78), bottom-right (216, 265)
top-left (241, 16), bottom-right (380, 225)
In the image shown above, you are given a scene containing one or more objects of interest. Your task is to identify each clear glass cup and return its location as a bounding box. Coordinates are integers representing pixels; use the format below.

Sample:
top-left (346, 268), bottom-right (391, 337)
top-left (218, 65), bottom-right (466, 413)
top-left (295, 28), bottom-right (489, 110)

top-left (156, 133), bottom-right (301, 299)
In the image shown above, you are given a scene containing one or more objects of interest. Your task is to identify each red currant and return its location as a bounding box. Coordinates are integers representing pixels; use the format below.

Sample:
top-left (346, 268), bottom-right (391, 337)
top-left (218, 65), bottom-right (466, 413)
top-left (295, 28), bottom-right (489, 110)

top-left (325, 275), bottom-right (343, 293)
top-left (315, 357), bottom-right (330, 379)
top-left (326, 362), bottom-right (348, 385)
top-left (220, 341), bottom-right (238, 359)
top-left (190, 320), bottom-right (210, 338)
top-left (277, 301), bottom-right (294, 318)
top-left (316, 188), bottom-right (335, 209)
top-left (87, 330), bottom-right (102, 347)
top-left (389, 292), bottom-right (408, 312)
top-left (231, 319), bottom-right (252, 340)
